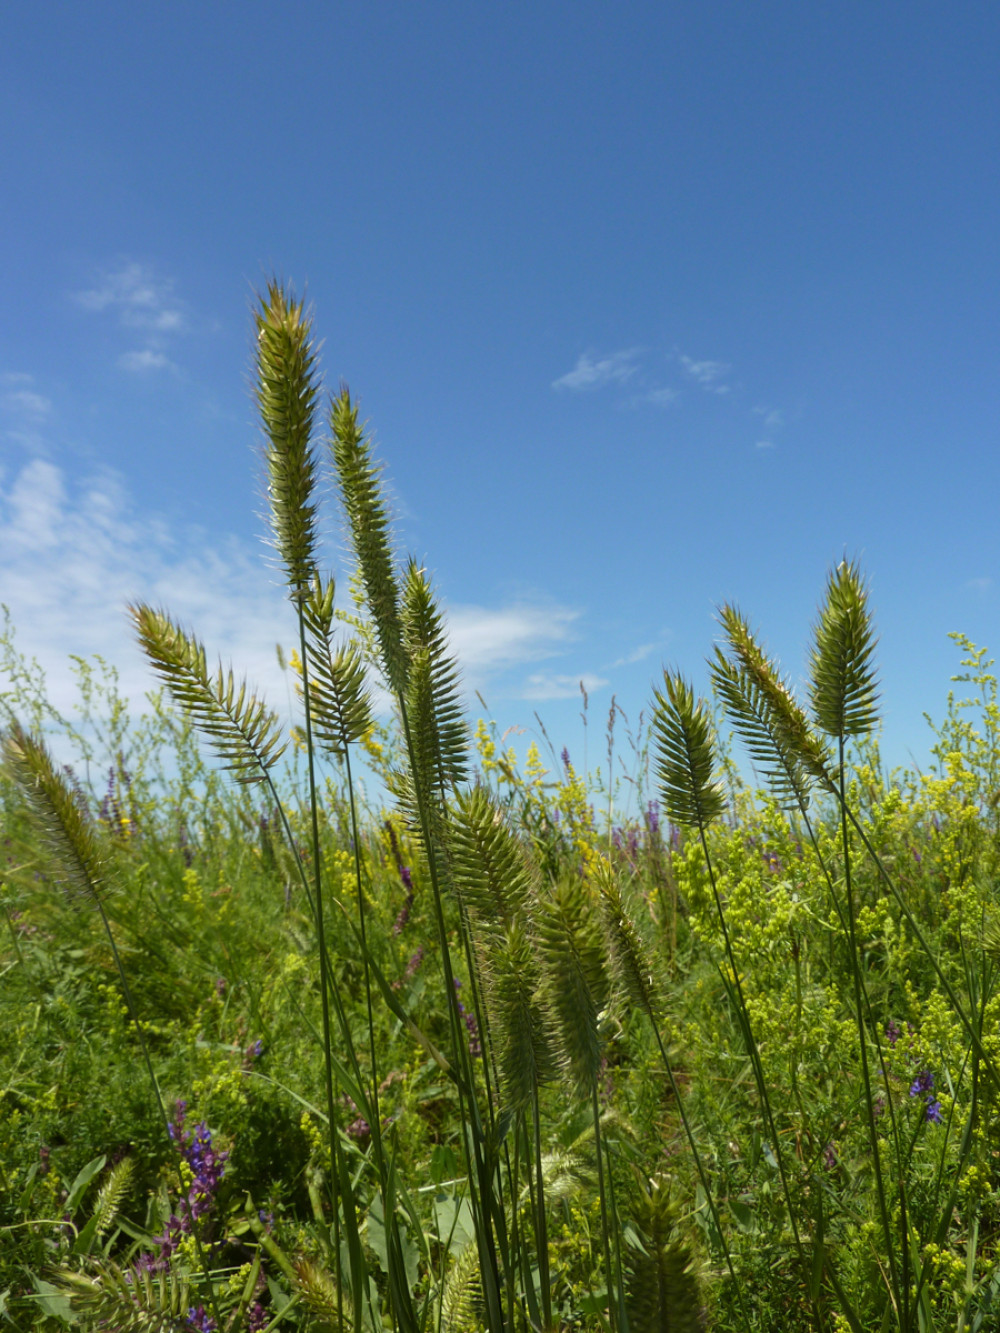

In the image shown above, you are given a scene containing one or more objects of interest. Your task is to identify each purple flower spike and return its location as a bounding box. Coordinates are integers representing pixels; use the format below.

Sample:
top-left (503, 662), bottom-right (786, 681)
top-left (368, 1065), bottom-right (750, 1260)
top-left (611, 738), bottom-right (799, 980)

top-left (909, 1071), bottom-right (934, 1098)
top-left (925, 1099), bottom-right (943, 1124)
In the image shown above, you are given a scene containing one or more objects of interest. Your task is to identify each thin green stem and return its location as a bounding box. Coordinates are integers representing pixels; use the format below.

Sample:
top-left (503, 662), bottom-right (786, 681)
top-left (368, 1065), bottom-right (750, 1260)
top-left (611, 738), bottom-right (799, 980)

top-left (836, 739), bottom-right (905, 1326)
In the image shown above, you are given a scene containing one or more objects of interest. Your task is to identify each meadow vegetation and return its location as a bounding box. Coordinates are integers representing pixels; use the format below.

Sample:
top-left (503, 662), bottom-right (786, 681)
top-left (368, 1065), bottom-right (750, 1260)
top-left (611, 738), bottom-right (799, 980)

top-left (3, 285), bottom-right (1000, 1331)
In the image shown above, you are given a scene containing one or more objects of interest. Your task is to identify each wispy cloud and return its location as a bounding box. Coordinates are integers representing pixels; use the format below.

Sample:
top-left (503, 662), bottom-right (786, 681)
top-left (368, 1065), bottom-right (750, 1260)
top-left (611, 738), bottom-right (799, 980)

top-left (2, 388), bottom-right (51, 417)
top-left (611, 642), bottom-right (655, 667)
top-left (74, 260), bottom-right (186, 373)
top-left (118, 349), bottom-right (174, 373)
top-left (755, 439), bottom-right (775, 450)
top-left (520, 671), bottom-right (609, 701)
top-left (753, 406), bottom-right (784, 429)
top-left (1, 373), bottom-right (53, 452)
top-left (0, 459), bottom-right (585, 730)
top-left (641, 387), bottom-right (678, 408)
top-left (552, 349), bottom-right (641, 391)
top-left (75, 261), bottom-right (185, 332)
top-left (966, 576), bottom-right (992, 593)
top-left (448, 604), bottom-right (578, 676)
top-left (0, 458), bottom-right (292, 720)
top-left (680, 355), bottom-right (732, 394)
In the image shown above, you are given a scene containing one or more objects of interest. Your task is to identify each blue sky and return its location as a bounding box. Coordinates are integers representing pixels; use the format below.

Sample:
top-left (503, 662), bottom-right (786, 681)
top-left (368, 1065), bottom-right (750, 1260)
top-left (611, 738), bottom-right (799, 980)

top-left (2, 3), bottom-right (999, 796)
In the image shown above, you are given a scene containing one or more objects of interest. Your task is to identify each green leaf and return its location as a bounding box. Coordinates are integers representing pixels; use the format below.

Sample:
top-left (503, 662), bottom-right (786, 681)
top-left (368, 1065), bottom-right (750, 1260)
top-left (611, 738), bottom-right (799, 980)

top-left (65, 1154), bottom-right (106, 1217)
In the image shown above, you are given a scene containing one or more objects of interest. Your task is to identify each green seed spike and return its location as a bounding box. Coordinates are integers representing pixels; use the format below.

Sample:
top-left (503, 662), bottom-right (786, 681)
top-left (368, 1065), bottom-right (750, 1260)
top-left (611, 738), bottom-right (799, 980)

top-left (625, 1176), bottom-right (706, 1333)
top-left (130, 605), bottom-right (286, 784)
top-left (485, 918), bottom-right (558, 1111)
top-left (301, 574), bottom-right (374, 759)
top-left (534, 876), bottom-right (606, 1094)
top-left (716, 603), bottom-right (834, 794)
top-left (595, 861), bottom-right (660, 1022)
top-left (255, 281), bottom-right (322, 595)
top-left (651, 672), bottom-right (726, 831)
top-left (2, 721), bottom-right (109, 906)
top-left (330, 388), bottom-right (408, 698)
top-left (401, 558), bottom-right (468, 790)
top-left (450, 785), bottom-right (534, 932)
top-left (808, 558), bottom-right (880, 741)
top-left (51, 1259), bottom-right (196, 1333)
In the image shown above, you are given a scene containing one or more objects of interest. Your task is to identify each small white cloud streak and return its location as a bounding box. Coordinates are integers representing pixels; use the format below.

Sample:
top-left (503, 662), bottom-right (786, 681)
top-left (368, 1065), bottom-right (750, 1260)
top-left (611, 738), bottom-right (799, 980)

top-left (552, 349), bottom-right (640, 391)
top-left (643, 387), bottom-right (678, 407)
top-left (612, 643), bottom-right (655, 667)
top-left (118, 349), bottom-right (173, 373)
top-left (520, 671), bottom-right (609, 701)
top-left (680, 355), bottom-right (731, 393)
top-left (753, 406), bottom-right (783, 428)
top-left (966, 577), bottom-right (992, 592)
top-left (755, 440), bottom-right (775, 450)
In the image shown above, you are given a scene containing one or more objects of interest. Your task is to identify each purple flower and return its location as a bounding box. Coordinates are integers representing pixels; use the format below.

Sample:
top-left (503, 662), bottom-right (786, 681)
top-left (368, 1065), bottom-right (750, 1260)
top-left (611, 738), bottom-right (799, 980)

top-left (885, 1019), bottom-right (901, 1047)
top-left (453, 979), bottom-right (482, 1057)
top-left (248, 1302), bottom-right (268, 1331)
top-left (925, 1099), bottom-right (943, 1124)
top-left (645, 800), bottom-right (660, 837)
top-left (561, 747), bottom-right (571, 771)
top-left (909, 1071), bottom-right (934, 1098)
top-left (393, 864), bottom-right (415, 935)
top-left (187, 1305), bottom-right (217, 1331)
top-left (167, 1103), bottom-right (228, 1227)
top-left (822, 1143), bottom-right (837, 1170)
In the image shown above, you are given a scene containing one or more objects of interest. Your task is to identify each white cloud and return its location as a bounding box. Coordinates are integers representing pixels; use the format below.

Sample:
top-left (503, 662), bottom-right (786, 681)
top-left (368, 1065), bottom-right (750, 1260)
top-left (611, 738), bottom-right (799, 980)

top-left (680, 355), bottom-right (731, 394)
top-left (0, 460), bottom-right (586, 746)
top-left (118, 349), bottom-right (173, 373)
top-left (611, 642), bottom-right (655, 667)
top-left (643, 387), bottom-right (678, 407)
top-left (3, 388), bottom-right (52, 417)
top-left (448, 604), bottom-right (578, 676)
top-left (75, 261), bottom-right (185, 333)
top-left (520, 672), bottom-right (609, 701)
top-left (74, 261), bottom-right (187, 375)
top-left (552, 349), bottom-right (640, 391)
top-left (966, 576), bottom-right (992, 592)
top-left (1, 375), bottom-right (54, 454)
top-left (753, 406), bottom-right (783, 429)
top-left (755, 439), bottom-right (775, 450)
